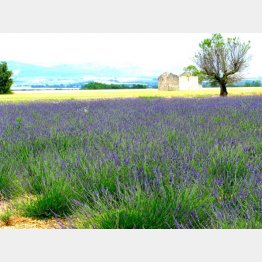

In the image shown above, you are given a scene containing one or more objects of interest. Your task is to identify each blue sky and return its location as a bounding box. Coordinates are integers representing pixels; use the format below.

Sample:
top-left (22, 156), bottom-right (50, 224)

top-left (0, 33), bottom-right (261, 77)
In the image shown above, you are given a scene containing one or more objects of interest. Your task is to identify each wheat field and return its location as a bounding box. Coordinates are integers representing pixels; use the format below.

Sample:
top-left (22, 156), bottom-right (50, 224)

top-left (0, 87), bottom-right (261, 103)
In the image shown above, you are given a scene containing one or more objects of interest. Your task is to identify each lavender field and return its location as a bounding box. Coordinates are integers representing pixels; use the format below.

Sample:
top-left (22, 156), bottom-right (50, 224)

top-left (0, 97), bottom-right (261, 228)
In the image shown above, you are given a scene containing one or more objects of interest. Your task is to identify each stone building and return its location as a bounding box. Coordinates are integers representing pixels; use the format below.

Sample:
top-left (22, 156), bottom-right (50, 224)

top-left (158, 72), bottom-right (179, 91)
top-left (179, 73), bottom-right (199, 90)
top-left (158, 72), bottom-right (200, 91)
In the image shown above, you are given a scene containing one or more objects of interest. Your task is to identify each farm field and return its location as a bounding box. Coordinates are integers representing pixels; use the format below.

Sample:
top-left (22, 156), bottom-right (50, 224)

top-left (0, 96), bottom-right (261, 229)
top-left (0, 87), bottom-right (261, 103)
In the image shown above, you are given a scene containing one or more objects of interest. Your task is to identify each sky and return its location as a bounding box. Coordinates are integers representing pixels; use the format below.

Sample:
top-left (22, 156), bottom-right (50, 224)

top-left (0, 33), bottom-right (261, 77)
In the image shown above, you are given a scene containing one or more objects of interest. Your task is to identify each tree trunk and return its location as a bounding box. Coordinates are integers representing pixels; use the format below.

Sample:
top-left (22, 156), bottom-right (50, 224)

top-left (219, 83), bottom-right (228, 96)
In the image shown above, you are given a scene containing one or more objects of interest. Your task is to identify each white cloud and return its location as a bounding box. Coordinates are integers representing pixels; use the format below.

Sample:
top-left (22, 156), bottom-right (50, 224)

top-left (0, 33), bottom-right (261, 77)
top-left (12, 69), bottom-right (20, 76)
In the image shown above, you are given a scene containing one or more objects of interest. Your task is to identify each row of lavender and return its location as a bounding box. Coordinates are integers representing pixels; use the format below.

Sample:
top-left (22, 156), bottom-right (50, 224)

top-left (0, 97), bottom-right (261, 228)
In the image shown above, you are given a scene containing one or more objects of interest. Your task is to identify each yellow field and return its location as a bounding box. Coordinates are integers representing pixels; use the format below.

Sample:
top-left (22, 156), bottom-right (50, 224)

top-left (0, 87), bottom-right (261, 103)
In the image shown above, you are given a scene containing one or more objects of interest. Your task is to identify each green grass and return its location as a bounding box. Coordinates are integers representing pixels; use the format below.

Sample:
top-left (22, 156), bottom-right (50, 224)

top-left (76, 184), bottom-right (214, 229)
top-left (0, 210), bottom-right (12, 225)
top-left (19, 181), bottom-right (74, 219)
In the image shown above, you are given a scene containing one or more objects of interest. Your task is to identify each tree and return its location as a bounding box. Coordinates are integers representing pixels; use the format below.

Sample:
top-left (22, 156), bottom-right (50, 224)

top-left (194, 34), bottom-right (251, 96)
top-left (183, 65), bottom-right (207, 84)
top-left (0, 62), bottom-right (13, 94)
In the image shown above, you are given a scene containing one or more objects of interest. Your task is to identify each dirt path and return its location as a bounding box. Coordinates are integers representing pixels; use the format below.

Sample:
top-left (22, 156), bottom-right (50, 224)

top-left (0, 216), bottom-right (62, 229)
top-left (0, 198), bottom-right (68, 229)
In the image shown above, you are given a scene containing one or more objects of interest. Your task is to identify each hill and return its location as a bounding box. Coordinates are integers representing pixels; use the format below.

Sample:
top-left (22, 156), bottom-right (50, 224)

top-left (7, 61), bottom-right (158, 88)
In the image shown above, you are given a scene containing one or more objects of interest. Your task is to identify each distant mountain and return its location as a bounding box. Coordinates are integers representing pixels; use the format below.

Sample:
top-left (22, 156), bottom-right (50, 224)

top-left (7, 61), bottom-right (158, 88)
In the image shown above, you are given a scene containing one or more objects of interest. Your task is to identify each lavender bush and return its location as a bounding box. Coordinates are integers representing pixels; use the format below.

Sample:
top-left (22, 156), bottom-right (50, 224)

top-left (0, 97), bottom-right (261, 228)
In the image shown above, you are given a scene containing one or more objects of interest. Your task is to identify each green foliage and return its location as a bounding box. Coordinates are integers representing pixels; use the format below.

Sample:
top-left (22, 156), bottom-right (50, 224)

top-left (76, 184), bottom-right (214, 229)
top-left (199, 33), bottom-right (225, 49)
top-left (16, 117), bottom-right (22, 130)
top-left (183, 65), bottom-right (207, 83)
top-left (0, 209), bottom-right (12, 225)
top-left (183, 65), bottom-right (198, 74)
top-left (194, 34), bottom-right (251, 95)
top-left (0, 62), bottom-right (13, 94)
top-left (210, 81), bottom-right (220, 87)
top-left (0, 173), bottom-right (13, 198)
top-left (250, 80), bottom-right (261, 87)
top-left (232, 80), bottom-right (262, 87)
top-left (0, 162), bottom-right (22, 199)
top-left (81, 82), bottom-right (147, 90)
top-left (20, 181), bottom-right (74, 218)
top-left (139, 95), bottom-right (161, 99)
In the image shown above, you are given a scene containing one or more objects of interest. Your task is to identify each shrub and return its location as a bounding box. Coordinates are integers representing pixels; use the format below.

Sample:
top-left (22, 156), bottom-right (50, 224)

top-left (81, 82), bottom-right (147, 90)
top-left (0, 164), bottom-right (21, 199)
top-left (0, 209), bottom-right (12, 226)
top-left (20, 181), bottom-right (74, 218)
top-left (75, 184), bottom-right (214, 229)
top-left (0, 62), bottom-right (13, 94)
